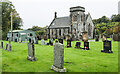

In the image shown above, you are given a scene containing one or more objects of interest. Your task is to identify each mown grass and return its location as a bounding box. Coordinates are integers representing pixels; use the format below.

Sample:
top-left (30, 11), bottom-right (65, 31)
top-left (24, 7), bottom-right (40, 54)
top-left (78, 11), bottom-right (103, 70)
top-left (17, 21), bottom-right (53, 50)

top-left (0, 39), bottom-right (118, 72)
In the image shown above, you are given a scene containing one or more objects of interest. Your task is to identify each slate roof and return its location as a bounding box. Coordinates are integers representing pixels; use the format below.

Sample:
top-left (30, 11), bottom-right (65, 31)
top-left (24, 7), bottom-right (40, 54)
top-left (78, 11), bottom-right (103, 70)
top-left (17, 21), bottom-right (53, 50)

top-left (49, 16), bottom-right (71, 29)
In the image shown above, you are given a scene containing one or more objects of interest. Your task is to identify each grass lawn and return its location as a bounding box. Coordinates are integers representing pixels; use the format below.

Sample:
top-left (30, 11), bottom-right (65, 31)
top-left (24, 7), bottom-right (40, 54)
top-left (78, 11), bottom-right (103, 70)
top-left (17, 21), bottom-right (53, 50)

top-left (0, 39), bottom-right (118, 72)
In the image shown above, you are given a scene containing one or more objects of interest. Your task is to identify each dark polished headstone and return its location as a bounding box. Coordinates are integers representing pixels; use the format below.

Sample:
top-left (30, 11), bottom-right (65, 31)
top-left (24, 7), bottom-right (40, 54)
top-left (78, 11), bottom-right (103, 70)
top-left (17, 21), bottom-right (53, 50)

top-left (0, 41), bottom-right (3, 49)
top-left (27, 42), bottom-right (37, 61)
top-left (101, 40), bottom-right (113, 53)
top-left (59, 39), bottom-right (63, 44)
top-left (75, 42), bottom-right (81, 48)
top-left (15, 39), bottom-right (17, 42)
top-left (84, 42), bottom-right (90, 50)
top-left (66, 39), bottom-right (71, 48)
top-left (49, 39), bottom-right (53, 46)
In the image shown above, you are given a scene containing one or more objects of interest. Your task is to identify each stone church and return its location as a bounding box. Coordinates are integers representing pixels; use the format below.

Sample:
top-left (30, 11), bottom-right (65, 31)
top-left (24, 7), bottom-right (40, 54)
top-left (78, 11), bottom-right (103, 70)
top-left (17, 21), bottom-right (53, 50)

top-left (47, 6), bottom-right (94, 40)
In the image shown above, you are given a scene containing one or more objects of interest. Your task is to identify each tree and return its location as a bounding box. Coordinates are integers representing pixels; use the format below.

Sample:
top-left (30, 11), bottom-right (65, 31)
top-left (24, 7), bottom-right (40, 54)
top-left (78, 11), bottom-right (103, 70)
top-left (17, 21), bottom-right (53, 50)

top-left (1, 1), bottom-right (23, 40)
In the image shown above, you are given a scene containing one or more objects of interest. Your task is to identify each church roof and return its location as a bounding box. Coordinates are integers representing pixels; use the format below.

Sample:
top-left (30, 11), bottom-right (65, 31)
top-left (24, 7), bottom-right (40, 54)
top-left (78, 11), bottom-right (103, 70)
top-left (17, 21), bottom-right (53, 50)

top-left (48, 16), bottom-right (71, 29)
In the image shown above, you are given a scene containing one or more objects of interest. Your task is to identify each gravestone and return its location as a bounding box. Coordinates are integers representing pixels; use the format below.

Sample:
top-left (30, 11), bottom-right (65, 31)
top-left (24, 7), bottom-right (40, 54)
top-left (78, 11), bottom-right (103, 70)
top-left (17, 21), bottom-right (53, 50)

top-left (51, 43), bottom-right (66, 72)
top-left (19, 38), bottom-right (22, 43)
top-left (101, 40), bottom-right (113, 53)
top-left (35, 38), bottom-right (38, 44)
top-left (66, 39), bottom-right (71, 48)
top-left (84, 42), bottom-right (90, 50)
top-left (4, 43), bottom-right (8, 50)
top-left (27, 41), bottom-right (37, 61)
top-left (95, 35), bottom-right (99, 41)
top-left (49, 39), bottom-right (53, 46)
top-left (15, 38), bottom-right (17, 42)
top-left (41, 39), bottom-right (45, 45)
top-left (33, 38), bottom-right (36, 43)
top-left (59, 39), bottom-right (63, 44)
top-left (75, 42), bottom-right (81, 48)
top-left (6, 37), bottom-right (8, 41)
top-left (25, 39), bottom-right (27, 43)
top-left (8, 43), bottom-right (12, 51)
top-left (0, 41), bottom-right (3, 49)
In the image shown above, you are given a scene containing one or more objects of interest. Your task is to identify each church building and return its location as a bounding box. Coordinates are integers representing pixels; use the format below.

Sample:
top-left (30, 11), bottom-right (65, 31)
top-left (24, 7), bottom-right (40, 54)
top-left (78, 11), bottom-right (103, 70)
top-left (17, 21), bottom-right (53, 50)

top-left (47, 6), bottom-right (94, 40)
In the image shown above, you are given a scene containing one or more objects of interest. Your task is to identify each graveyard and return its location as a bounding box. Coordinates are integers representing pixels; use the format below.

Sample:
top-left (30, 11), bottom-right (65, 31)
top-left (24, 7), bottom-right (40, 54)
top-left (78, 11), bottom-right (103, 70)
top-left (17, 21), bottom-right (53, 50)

top-left (0, 39), bottom-right (118, 72)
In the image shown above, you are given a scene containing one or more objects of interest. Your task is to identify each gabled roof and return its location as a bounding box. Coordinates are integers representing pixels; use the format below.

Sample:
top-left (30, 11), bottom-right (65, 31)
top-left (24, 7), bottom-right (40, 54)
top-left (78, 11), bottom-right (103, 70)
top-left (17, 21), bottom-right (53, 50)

top-left (48, 16), bottom-right (71, 29)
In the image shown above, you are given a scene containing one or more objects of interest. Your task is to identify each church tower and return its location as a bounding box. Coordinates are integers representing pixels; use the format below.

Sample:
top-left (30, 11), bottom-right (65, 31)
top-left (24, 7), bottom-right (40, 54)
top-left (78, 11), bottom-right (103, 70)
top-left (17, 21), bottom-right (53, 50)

top-left (70, 6), bottom-right (86, 40)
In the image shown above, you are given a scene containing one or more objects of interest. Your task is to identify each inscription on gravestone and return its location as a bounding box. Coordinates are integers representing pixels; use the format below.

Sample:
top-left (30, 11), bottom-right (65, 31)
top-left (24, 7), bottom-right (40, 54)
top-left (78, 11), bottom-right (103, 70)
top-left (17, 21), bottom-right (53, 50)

top-left (51, 43), bottom-right (66, 72)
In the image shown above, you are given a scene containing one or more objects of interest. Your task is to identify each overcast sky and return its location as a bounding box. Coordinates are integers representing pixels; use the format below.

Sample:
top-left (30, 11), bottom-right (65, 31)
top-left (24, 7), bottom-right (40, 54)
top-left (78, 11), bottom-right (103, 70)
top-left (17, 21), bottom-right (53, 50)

top-left (9, 0), bottom-right (119, 29)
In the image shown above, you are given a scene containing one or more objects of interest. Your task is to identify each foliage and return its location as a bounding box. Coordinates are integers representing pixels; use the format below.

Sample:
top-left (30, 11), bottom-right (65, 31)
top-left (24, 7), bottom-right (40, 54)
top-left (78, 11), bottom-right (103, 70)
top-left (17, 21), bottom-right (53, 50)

top-left (1, 1), bottom-right (23, 40)
top-left (28, 26), bottom-right (48, 36)
top-left (93, 15), bottom-right (120, 35)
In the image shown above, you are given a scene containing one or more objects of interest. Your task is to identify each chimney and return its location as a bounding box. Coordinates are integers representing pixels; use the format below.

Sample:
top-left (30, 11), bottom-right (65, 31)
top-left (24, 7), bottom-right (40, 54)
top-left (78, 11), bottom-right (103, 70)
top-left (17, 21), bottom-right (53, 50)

top-left (54, 12), bottom-right (57, 18)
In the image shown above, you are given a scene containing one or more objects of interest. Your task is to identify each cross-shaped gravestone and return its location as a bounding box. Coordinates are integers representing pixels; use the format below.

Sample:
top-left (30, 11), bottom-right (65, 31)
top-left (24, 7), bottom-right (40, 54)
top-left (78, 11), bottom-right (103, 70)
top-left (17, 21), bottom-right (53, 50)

top-left (27, 42), bottom-right (37, 61)
top-left (101, 40), bottom-right (113, 53)
top-left (0, 41), bottom-right (3, 49)
top-left (4, 43), bottom-right (8, 50)
top-left (51, 43), bottom-right (66, 72)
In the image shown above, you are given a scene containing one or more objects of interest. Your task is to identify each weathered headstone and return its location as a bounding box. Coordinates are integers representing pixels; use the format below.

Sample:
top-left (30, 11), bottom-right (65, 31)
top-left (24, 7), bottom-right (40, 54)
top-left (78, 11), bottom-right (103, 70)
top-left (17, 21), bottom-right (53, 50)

top-left (35, 38), bottom-right (38, 44)
top-left (27, 41), bottom-right (37, 61)
top-left (49, 39), bottom-right (53, 46)
top-left (84, 42), bottom-right (90, 50)
top-left (4, 43), bottom-right (8, 50)
top-left (8, 43), bottom-right (12, 51)
top-left (25, 39), bottom-right (27, 43)
top-left (75, 42), bottom-right (81, 48)
top-left (51, 43), bottom-right (66, 72)
top-left (66, 39), bottom-right (71, 48)
top-left (101, 40), bottom-right (113, 53)
top-left (59, 39), bottom-right (63, 44)
top-left (19, 38), bottom-right (22, 43)
top-left (0, 41), bottom-right (3, 49)
top-left (41, 39), bottom-right (45, 45)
